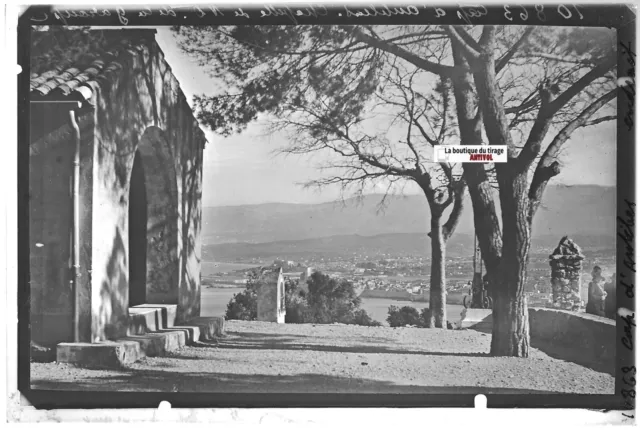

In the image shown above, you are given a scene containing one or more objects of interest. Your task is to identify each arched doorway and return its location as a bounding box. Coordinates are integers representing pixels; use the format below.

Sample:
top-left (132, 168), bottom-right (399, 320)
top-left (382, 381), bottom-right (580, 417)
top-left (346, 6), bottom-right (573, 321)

top-left (126, 127), bottom-right (180, 308)
top-left (128, 150), bottom-right (148, 306)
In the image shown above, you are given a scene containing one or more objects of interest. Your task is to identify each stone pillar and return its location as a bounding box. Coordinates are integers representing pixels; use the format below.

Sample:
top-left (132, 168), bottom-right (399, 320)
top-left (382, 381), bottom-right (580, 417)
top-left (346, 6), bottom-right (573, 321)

top-left (257, 268), bottom-right (286, 323)
top-left (549, 236), bottom-right (585, 311)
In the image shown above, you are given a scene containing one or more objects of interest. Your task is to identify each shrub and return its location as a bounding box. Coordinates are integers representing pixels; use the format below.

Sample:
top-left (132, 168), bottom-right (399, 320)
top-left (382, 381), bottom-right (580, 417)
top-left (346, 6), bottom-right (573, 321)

top-left (387, 305), bottom-right (423, 327)
top-left (225, 288), bottom-right (258, 320)
top-left (225, 269), bottom-right (311, 323)
top-left (285, 293), bottom-right (310, 323)
top-left (224, 269), bottom-right (260, 320)
top-left (226, 269), bottom-right (381, 326)
top-left (419, 308), bottom-right (432, 328)
top-left (284, 278), bottom-right (311, 323)
top-left (306, 272), bottom-right (362, 324)
top-left (352, 308), bottom-right (382, 327)
top-left (386, 306), bottom-right (447, 328)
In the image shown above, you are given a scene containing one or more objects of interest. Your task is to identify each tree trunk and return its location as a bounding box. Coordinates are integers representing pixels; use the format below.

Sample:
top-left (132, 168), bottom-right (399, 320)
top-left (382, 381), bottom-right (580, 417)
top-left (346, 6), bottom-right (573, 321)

top-left (490, 288), bottom-right (529, 356)
top-left (464, 170), bottom-right (503, 314)
top-left (460, 29), bottom-right (531, 357)
top-left (490, 172), bottom-right (532, 357)
top-left (449, 38), bottom-right (503, 284)
top-left (464, 168), bottom-right (503, 276)
top-left (428, 214), bottom-right (447, 328)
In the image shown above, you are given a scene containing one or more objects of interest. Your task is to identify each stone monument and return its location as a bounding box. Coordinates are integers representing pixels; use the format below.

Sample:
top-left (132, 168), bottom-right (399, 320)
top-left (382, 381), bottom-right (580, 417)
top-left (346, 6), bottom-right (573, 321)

top-left (548, 236), bottom-right (585, 311)
top-left (257, 267), bottom-right (286, 323)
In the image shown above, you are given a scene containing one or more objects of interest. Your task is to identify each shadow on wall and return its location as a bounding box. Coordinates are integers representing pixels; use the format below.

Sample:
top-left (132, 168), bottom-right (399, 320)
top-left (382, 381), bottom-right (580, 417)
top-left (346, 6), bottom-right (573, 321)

top-left (94, 126), bottom-right (183, 338)
top-left (178, 141), bottom-right (203, 323)
top-left (97, 227), bottom-right (129, 340)
top-left (90, 33), bottom-right (205, 338)
top-left (137, 127), bottom-right (180, 304)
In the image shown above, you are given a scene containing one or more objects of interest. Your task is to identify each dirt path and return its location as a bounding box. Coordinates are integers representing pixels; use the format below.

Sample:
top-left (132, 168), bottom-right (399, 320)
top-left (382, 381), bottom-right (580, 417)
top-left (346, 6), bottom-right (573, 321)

top-left (31, 321), bottom-right (614, 394)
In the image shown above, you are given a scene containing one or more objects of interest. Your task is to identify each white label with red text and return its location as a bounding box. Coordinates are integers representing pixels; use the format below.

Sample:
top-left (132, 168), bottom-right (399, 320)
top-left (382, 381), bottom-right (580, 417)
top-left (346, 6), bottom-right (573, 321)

top-left (433, 145), bottom-right (508, 163)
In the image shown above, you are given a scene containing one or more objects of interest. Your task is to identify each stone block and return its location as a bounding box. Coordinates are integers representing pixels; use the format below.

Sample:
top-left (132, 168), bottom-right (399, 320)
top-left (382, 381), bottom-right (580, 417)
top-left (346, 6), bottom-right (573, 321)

top-left (131, 304), bottom-right (177, 327)
top-left (157, 326), bottom-right (200, 344)
top-left (154, 330), bottom-right (186, 352)
top-left (121, 329), bottom-right (186, 356)
top-left (30, 341), bottom-right (56, 363)
top-left (128, 307), bottom-right (161, 335)
top-left (57, 328), bottom-right (190, 369)
top-left (186, 316), bottom-right (225, 340)
top-left (121, 334), bottom-right (166, 357)
top-left (128, 304), bottom-right (179, 335)
top-left (57, 341), bottom-right (142, 368)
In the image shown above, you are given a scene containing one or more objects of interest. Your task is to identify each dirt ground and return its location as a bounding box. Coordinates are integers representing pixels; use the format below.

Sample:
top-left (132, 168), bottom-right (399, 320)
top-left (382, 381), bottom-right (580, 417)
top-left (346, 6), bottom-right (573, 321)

top-left (31, 321), bottom-right (614, 394)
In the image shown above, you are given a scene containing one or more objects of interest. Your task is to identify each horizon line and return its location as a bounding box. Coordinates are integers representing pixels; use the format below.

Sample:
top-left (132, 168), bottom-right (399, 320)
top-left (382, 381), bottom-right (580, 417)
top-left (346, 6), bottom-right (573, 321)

top-left (203, 230), bottom-right (615, 248)
top-left (203, 183), bottom-right (616, 209)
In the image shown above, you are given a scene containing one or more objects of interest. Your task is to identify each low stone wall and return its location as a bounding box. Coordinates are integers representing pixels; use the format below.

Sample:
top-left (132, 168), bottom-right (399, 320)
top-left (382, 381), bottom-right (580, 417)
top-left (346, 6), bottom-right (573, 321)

top-left (528, 307), bottom-right (615, 374)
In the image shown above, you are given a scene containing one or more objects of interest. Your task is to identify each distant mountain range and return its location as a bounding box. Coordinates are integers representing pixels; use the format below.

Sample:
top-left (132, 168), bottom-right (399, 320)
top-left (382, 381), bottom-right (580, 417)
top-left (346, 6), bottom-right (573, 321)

top-left (202, 232), bottom-right (615, 262)
top-left (202, 184), bottom-right (616, 246)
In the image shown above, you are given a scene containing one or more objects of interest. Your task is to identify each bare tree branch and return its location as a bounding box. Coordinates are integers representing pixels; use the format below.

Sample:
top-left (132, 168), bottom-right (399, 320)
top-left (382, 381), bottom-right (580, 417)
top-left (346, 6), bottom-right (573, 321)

top-left (495, 27), bottom-right (535, 73)
top-left (582, 115), bottom-right (617, 127)
top-left (444, 26), bottom-right (482, 59)
top-left (353, 27), bottom-right (460, 77)
top-left (515, 55), bottom-right (616, 171)
top-left (547, 55), bottom-right (616, 115)
top-left (513, 51), bottom-right (600, 66)
top-left (528, 88), bottom-right (618, 217)
top-left (442, 179), bottom-right (467, 240)
top-left (478, 26), bottom-right (497, 50)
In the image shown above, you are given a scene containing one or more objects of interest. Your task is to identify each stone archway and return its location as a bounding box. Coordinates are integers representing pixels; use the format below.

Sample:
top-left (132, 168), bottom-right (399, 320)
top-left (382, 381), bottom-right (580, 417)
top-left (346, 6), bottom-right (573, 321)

top-left (128, 127), bottom-right (180, 306)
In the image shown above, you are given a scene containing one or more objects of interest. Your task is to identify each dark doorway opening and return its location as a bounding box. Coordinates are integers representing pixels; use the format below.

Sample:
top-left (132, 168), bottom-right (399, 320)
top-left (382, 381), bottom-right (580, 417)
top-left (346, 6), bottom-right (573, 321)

top-left (129, 151), bottom-right (148, 307)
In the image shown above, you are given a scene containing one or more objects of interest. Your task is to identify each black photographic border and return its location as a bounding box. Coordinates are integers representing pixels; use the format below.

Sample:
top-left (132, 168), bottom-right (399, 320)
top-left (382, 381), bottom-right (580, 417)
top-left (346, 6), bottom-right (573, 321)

top-left (16, 3), bottom-right (636, 412)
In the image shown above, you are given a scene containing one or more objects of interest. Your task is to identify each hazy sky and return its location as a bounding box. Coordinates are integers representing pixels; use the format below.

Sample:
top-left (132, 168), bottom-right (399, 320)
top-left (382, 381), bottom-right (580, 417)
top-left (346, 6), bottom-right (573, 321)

top-left (155, 27), bottom-right (617, 208)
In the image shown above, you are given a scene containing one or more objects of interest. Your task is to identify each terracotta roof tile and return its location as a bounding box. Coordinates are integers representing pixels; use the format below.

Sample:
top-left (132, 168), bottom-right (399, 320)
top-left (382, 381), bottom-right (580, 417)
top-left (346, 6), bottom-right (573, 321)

top-left (56, 60), bottom-right (104, 95)
top-left (30, 35), bottom-right (148, 99)
top-left (29, 29), bottom-right (206, 145)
